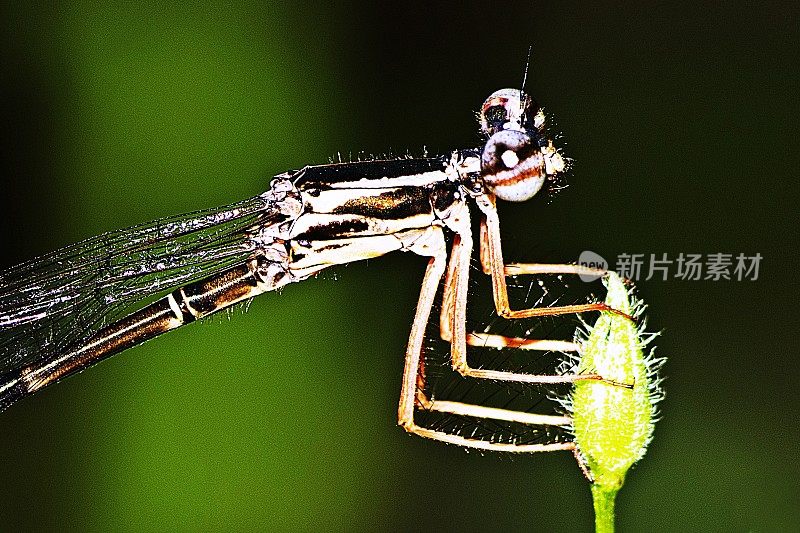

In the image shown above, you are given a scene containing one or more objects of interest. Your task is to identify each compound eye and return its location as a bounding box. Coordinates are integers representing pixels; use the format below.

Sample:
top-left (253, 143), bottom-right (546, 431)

top-left (480, 129), bottom-right (546, 202)
top-left (481, 105), bottom-right (510, 137)
top-left (479, 88), bottom-right (535, 137)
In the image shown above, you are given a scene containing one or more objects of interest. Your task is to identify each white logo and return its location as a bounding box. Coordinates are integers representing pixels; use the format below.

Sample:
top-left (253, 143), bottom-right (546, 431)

top-left (577, 250), bottom-right (608, 282)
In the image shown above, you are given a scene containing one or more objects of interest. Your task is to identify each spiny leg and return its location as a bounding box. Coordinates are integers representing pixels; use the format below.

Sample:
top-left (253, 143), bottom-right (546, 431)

top-left (398, 229), bottom-right (574, 452)
top-left (441, 219), bottom-right (604, 384)
top-left (438, 234), bottom-right (460, 343)
top-left (478, 219), bottom-right (492, 275)
top-left (397, 229), bottom-right (448, 425)
top-left (411, 373), bottom-right (575, 452)
top-left (474, 194), bottom-right (631, 320)
top-left (416, 394), bottom-right (570, 427)
top-left (466, 333), bottom-right (578, 353)
top-left (440, 232), bottom-right (585, 374)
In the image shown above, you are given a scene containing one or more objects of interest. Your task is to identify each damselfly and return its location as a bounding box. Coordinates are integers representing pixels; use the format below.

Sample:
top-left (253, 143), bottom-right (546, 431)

top-left (0, 88), bottom-right (619, 452)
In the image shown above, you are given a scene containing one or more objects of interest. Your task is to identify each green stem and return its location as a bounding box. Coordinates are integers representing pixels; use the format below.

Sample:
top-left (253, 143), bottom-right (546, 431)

top-left (591, 483), bottom-right (619, 533)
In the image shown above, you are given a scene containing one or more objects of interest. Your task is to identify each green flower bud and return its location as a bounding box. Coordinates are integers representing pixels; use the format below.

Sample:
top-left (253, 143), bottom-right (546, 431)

top-left (565, 272), bottom-right (664, 531)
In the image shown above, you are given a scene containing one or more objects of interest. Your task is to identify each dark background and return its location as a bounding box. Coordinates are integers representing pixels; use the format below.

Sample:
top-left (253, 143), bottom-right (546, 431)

top-left (1, 2), bottom-right (797, 531)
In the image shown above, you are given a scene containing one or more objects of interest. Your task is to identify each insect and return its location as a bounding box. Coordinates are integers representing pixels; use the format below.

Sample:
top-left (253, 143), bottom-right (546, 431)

top-left (0, 87), bottom-right (618, 451)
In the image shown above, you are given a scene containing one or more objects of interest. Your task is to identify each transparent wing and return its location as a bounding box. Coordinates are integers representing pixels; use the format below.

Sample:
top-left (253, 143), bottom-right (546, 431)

top-left (0, 194), bottom-right (279, 374)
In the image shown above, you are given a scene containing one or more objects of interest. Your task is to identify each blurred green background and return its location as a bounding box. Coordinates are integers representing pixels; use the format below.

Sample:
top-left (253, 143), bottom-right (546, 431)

top-left (0, 1), bottom-right (797, 531)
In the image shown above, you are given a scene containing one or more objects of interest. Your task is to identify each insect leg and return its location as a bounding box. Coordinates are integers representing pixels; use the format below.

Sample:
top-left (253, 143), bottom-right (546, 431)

top-left (476, 195), bottom-right (631, 320)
